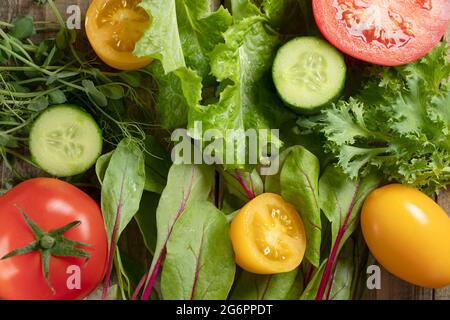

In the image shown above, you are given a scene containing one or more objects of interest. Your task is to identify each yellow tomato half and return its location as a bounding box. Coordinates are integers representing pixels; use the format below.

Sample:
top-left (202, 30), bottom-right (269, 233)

top-left (230, 193), bottom-right (307, 274)
top-left (361, 184), bottom-right (450, 288)
top-left (85, 0), bottom-right (153, 71)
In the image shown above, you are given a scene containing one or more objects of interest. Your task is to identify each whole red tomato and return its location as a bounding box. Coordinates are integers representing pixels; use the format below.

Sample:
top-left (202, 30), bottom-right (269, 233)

top-left (0, 178), bottom-right (108, 300)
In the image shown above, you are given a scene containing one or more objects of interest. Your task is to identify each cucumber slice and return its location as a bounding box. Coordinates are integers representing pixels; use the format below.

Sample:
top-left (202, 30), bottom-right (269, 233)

top-left (273, 37), bottom-right (346, 114)
top-left (29, 105), bottom-right (103, 177)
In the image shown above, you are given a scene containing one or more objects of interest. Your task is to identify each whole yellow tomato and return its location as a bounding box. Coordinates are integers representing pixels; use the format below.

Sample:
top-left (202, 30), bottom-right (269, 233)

top-left (85, 0), bottom-right (153, 71)
top-left (361, 184), bottom-right (450, 288)
top-left (230, 193), bottom-right (307, 274)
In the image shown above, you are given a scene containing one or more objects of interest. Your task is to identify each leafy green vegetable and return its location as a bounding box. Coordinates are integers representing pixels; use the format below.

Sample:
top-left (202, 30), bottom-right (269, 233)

top-left (350, 229), bottom-right (372, 300)
top-left (299, 260), bottom-right (327, 300)
top-left (185, 14), bottom-right (294, 168)
top-left (140, 164), bottom-right (215, 300)
top-left (161, 201), bottom-right (235, 299)
top-left (298, 42), bottom-right (450, 194)
top-left (137, 1), bottom-right (294, 169)
top-left (134, 191), bottom-right (160, 254)
top-left (135, 0), bottom-right (232, 76)
top-left (136, 1), bottom-right (232, 128)
top-left (100, 139), bottom-right (146, 299)
top-left (319, 166), bottom-right (379, 251)
top-left (230, 0), bottom-right (261, 20)
top-left (231, 268), bottom-right (303, 300)
top-left (221, 169), bottom-right (263, 201)
top-left (147, 62), bottom-right (189, 129)
top-left (101, 139), bottom-right (146, 241)
top-left (266, 146), bottom-right (322, 267)
top-left (134, 0), bottom-right (184, 73)
top-left (142, 136), bottom-right (171, 194)
top-left (326, 239), bottom-right (355, 300)
top-left (262, 0), bottom-right (316, 35)
top-left (315, 165), bottom-right (380, 300)
top-left (96, 152), bottom-right (113, 185)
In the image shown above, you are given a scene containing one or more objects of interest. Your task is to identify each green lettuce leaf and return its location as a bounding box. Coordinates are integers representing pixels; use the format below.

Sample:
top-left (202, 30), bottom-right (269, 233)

top-left (147, 62), bottom-right (189, 129)
top-left (135, 0), bottom-right (185, 73)
top-left (184, 14), bottom-right (294, 168)
top-left (135, 0), bottom-right (232, 76)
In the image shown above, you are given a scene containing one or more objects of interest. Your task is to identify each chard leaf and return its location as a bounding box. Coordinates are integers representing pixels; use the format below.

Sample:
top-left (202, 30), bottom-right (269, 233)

top-left (221, 169), bottom-right (263, 201)
top-left (101, 139), bottom-right (146, 241)
top-left (161, 201), bottom-right (235, 299)
top-left (326, 239), bottom-right (355, 300)
top-left (350, 229), bottom-right (371, 300)
top-left (231, 268), bottom-right (303, 300)
top-left (100, 139), bottom-right (146, 299)
top-left (316, 165), bottom-right (380, 300)
top-left (140, 164), bottom-right (215, 299)
top-left (95, 151), bottom-right (113, 185)
top-left (269, 146), bottom-right (322, 267)
top-left (319, 166), bottom-right (380, 255)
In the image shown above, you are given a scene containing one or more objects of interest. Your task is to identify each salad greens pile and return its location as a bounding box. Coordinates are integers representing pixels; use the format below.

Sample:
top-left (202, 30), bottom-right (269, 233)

top-left (134, 0), bottom-right (315, 166)
top-left (1, 0), bottom-right (450, 301)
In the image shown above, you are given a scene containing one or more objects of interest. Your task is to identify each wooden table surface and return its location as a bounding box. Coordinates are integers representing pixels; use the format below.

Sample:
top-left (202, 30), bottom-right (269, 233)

top-left (1, 0), bottom-right (449, 300)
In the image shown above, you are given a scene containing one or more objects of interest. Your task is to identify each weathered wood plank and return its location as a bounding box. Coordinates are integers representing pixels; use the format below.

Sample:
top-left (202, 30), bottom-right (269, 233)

top-left (0, 0), bottom-right (89, 24)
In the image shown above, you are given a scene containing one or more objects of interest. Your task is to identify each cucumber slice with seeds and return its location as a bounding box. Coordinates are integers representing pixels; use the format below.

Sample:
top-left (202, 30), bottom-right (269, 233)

top-left (273, 37), bottom-right (346, 114)
top-left (29, 105), bottom-right (102, 177)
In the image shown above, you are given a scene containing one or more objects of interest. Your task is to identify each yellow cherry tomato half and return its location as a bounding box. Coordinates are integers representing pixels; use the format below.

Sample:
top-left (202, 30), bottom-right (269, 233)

top-left (361, 184), bottom-right (450, 288)
top-left (85, 0), bottom-right (153, 71)
top-left (230, 193), bottom-right (307, 274)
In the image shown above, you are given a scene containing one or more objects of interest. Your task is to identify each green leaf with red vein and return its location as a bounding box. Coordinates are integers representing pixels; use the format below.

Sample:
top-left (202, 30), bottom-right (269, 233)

top-left (161, 201), bottom-right (235, 299)
top-left (267, 146), bottom-right (322, 267)
top-left (99, 139), bottom-right (146, 299)
top-left (315, 165), bottom-right (380, 300)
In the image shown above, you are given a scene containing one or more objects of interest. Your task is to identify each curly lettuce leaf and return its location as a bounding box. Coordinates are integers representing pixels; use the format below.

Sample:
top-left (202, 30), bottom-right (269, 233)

top-left (135, 0), bottom-right (232, 76)
top-left (299, 42), bottom-right (450, 194)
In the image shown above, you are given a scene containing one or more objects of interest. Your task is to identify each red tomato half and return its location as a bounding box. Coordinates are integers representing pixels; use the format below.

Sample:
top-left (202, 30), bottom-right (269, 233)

top-left (0, 178), bottom-right (108, 300)
top-left (312, 0), bottom-right (450, 66)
